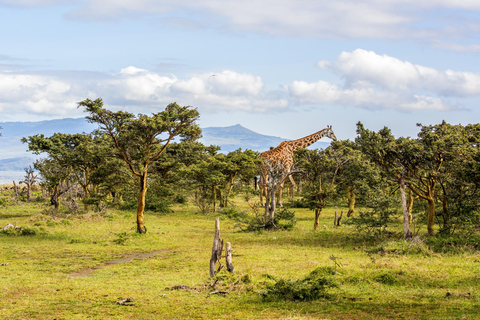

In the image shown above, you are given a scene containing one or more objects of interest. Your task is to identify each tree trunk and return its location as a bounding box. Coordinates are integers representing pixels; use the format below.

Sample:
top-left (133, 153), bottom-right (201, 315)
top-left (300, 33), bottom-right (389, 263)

top-left (407, 189), bottom-right (414, 223)
top-left (84, 188), bottom-right (90, 211)
top-left (314, 209), bottom-right (321, 230)
top-left (225, 242), bottom-right (234, 273)
top-left (427, 197), bottom-right (435, 237)
top-left (51, 185), bottom-right (60, 209)
top-left (209, 218), bottom-right (223, 277)
top-left (213, 186), bottom-right (216, 212)
top-left (442, 194), bottom-right (450, 229)
top-left (264, 186), bottom-right (277, 224)
top-left (399, 175), bottom-right (413, 240)
top-left (136, 174), bottom-right (147, 234)
top-left (346, 186), bottom-right (357, 217)
top-left (26, 183), bottom-right (31, 201)
top-left (334, 210), bottom-right (343, 227)
top-left (224, 177), bottom-right (236, 207)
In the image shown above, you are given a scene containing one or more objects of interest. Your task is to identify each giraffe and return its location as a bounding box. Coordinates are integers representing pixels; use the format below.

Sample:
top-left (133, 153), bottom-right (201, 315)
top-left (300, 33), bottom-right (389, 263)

top-left (258, 126), bottom-right (337, 207)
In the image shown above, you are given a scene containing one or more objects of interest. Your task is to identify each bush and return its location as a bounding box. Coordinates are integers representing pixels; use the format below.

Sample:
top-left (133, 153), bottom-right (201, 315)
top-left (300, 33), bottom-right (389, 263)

top-left (21, 227), bottom-right (37, 236)
top-left (374, 272), bottom-right (397, 285)
top-left (1, 226), bottom-right (37, 236)
top-left (349, 194), bottom-right (398, 236)
top-left (234, 207), bottom-right (297, 232)
top-left (262, 267), bottom-right (337, 301)
top-left (424, 232), bottom-right (480, 254)
top-left (218, 206), bottom-right (248, 219)
top-left (0, 197), bottom-right (8, 206)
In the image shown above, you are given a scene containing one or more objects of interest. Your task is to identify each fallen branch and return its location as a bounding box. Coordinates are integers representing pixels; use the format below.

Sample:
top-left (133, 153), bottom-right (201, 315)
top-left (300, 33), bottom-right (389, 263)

top-left (116, 298), bottom-right (135, 306)
top-left (206, 290), bottom-right (229, 298)
top-left (445, 292), bottom-right (471, 298)
top-left (167, 284), bottom-right (197, 291)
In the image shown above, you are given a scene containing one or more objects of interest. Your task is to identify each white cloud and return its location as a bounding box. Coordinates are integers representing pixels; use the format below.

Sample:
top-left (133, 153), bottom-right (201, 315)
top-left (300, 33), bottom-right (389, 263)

top-left (0, 68), bottom-right (287, 120)
top-left (4, 0), bottom-right (480, 40)
top-left (1, 49), bottom-right (478, 120)
top-left (330, 49), bottom-right (480, 97)
top-left (288, 49), bottom-right (478, 111)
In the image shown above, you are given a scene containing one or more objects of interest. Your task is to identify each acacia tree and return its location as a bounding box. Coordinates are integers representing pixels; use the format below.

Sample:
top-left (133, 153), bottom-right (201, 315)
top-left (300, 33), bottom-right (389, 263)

top-left (79, 98), bottom-right (201, 233)
top-left (218, 149), bottom-right (260, 208)
top-left (412, 122), bottom-right (466, 235)
top-left (261, 159), bottom-right (297, 224)
top-left (296, 147), bottom-right (342, 230)
top-left (22, 132), bottom-right (106, 211)
top-left (329, 139), bottom-right (378, 218)
top-left (356, 123), bottom-right (417, 239)
top-left (34, 158), bottom-right (75, 209)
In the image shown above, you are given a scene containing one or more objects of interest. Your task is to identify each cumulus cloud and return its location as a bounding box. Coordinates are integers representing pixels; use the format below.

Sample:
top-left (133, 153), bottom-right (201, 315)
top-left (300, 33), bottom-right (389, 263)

top-left (288, 49), bottom-right (479, 111)
top-left (1, 49), bottom-right (479, 119)
top-left (0, 68), bottom-right (288, 120)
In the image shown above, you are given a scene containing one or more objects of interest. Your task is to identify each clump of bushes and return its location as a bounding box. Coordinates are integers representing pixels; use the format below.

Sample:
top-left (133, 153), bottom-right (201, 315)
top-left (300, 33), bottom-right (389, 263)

top-left (364, 237), bottom-right (431, 256)
top-left (261, 267), bottom-right (337, 301)
top-left (424, 232), bottom-right (480, 254)
top-left (226, 206), bottom-right (297, 232)
top-left (1, 224), bottom-right (37, 236)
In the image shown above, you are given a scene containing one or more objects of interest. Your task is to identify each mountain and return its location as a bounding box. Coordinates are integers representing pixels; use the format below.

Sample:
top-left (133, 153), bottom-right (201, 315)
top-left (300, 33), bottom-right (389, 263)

top-left (0, 118), bottom-right (332, 167)
top-left (0, 118), bottom-right (96, 160)
top-left (200, 124), bottom-right (284, 152)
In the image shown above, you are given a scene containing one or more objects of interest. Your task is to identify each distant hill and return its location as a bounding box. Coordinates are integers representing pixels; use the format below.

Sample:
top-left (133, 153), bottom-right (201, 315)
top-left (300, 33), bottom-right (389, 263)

top-left (200, 124), bottom-right (285, 152)
top-left (0, 118), bottom-right (96, 160)
top-left (201, 124), bottom-right (331, 152)
top-left (0, 118), bottom-right (332, 168)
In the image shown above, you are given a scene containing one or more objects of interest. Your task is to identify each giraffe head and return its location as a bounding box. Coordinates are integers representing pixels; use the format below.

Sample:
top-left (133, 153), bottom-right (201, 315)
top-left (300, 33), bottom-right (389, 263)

top-left (325, 125), bottom-right (337, 141)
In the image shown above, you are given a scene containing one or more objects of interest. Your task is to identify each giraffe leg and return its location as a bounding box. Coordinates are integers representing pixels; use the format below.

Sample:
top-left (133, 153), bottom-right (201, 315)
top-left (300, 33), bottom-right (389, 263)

top-left (258, 173), bottom-right (267, 207)
top-left (278, 180), bottom-right (285, 208)
top-left (289, 175), bottom-right (296, 202)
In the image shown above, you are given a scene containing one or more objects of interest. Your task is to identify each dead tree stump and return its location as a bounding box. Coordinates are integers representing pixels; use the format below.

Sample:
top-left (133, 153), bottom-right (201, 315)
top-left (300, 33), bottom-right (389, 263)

top-left (225, 242), bottom-right (234, 272)
top-left (209, 218), bottom-right (223, 277)
top-left (334, 210), bottom-right (343, 227)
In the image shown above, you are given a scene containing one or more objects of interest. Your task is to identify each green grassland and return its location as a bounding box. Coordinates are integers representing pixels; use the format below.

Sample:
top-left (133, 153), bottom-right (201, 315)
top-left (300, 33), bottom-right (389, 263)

top-left (1, 196), bottom-right (480, 319)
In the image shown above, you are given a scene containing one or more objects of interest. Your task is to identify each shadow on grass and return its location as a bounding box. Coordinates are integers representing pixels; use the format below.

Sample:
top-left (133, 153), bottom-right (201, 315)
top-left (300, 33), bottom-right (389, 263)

top-left (231, 226), bottom-right (387, 250)
top-left (0, 213), bottom-right (35, 220)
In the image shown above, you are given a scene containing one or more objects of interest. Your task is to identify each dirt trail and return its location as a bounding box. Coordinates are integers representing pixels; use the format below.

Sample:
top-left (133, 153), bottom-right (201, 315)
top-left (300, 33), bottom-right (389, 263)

top-left (68, 250), bottom-right (166, 278)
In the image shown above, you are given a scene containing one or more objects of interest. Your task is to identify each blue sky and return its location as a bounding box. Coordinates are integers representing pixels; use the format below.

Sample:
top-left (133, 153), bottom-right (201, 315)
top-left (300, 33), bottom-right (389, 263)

top-left (1, 1), bottom-right (480, 141)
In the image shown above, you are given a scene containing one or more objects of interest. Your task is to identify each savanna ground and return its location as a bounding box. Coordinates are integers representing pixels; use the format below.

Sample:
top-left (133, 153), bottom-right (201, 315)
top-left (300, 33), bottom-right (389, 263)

top-left (1, 190), bottom-right (480, 319)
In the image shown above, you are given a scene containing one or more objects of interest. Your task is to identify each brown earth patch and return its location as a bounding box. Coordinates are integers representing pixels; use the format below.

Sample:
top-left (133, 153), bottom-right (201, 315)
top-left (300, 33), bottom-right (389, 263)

top-left (68, 250), bottom-right (166, 278)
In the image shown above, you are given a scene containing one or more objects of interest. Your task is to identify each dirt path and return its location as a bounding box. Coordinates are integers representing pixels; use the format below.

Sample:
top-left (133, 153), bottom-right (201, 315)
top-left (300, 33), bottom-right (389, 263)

top-left (68, 250), bottom-right (166, 278)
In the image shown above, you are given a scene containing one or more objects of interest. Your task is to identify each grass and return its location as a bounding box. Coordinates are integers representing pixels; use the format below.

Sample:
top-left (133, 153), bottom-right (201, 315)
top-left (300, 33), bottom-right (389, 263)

top-left (1, 196), bottom-right (480, 319)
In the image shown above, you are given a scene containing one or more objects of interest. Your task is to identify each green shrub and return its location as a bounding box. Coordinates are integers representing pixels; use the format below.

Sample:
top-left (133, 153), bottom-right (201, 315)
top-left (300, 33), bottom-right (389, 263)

top-left (20, 227), bottom-right (37, 236)
top-left (235, 207), bottom-right (297, 232)
top-left (219, 206), bottom-right (248, 219)
top-left (261, 267), bottom-right (337, 301)
top-left (0, 197), bottom-right (8, 206)
top-left (374, 272), bottom-right (397, 285)
top-left (1, 226), bottom-right (37, 236)
top-left (113, 232), bottom-right (130, 245)
top-left (424, 232), bottom-right (480, 254)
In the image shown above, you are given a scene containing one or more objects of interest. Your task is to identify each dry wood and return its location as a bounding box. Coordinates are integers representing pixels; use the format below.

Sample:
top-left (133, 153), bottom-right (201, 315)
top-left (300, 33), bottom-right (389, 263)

top-left (209, 218), bottom-right (223, 277)
top-left (334, 209), bottom-right (343, 227)
top-left (225, 242), bottom-right (234, 272)
top-left (207, 290), bottom-right (229, 297)
top-left (445, 292), bottom-right (471, 298)
top-left (167, 284), bottom-right (196, 291)
top-left (116, 298), bottom-right (134, 305)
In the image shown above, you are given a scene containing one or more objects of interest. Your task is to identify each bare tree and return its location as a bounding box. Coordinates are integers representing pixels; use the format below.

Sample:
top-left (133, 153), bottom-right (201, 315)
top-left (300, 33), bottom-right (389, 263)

top-left (19, 166), bottom-right (38, 201)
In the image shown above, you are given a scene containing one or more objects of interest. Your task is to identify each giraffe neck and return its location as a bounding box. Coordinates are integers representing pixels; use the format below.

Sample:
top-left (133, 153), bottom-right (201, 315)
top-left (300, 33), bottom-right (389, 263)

top-left (288, 128), bottom-right (328, 150)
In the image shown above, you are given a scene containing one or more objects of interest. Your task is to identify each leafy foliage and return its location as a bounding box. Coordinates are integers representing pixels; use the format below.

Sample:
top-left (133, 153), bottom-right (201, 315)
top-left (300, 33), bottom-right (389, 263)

top-left (261, 267), bottom-right (337, 301)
